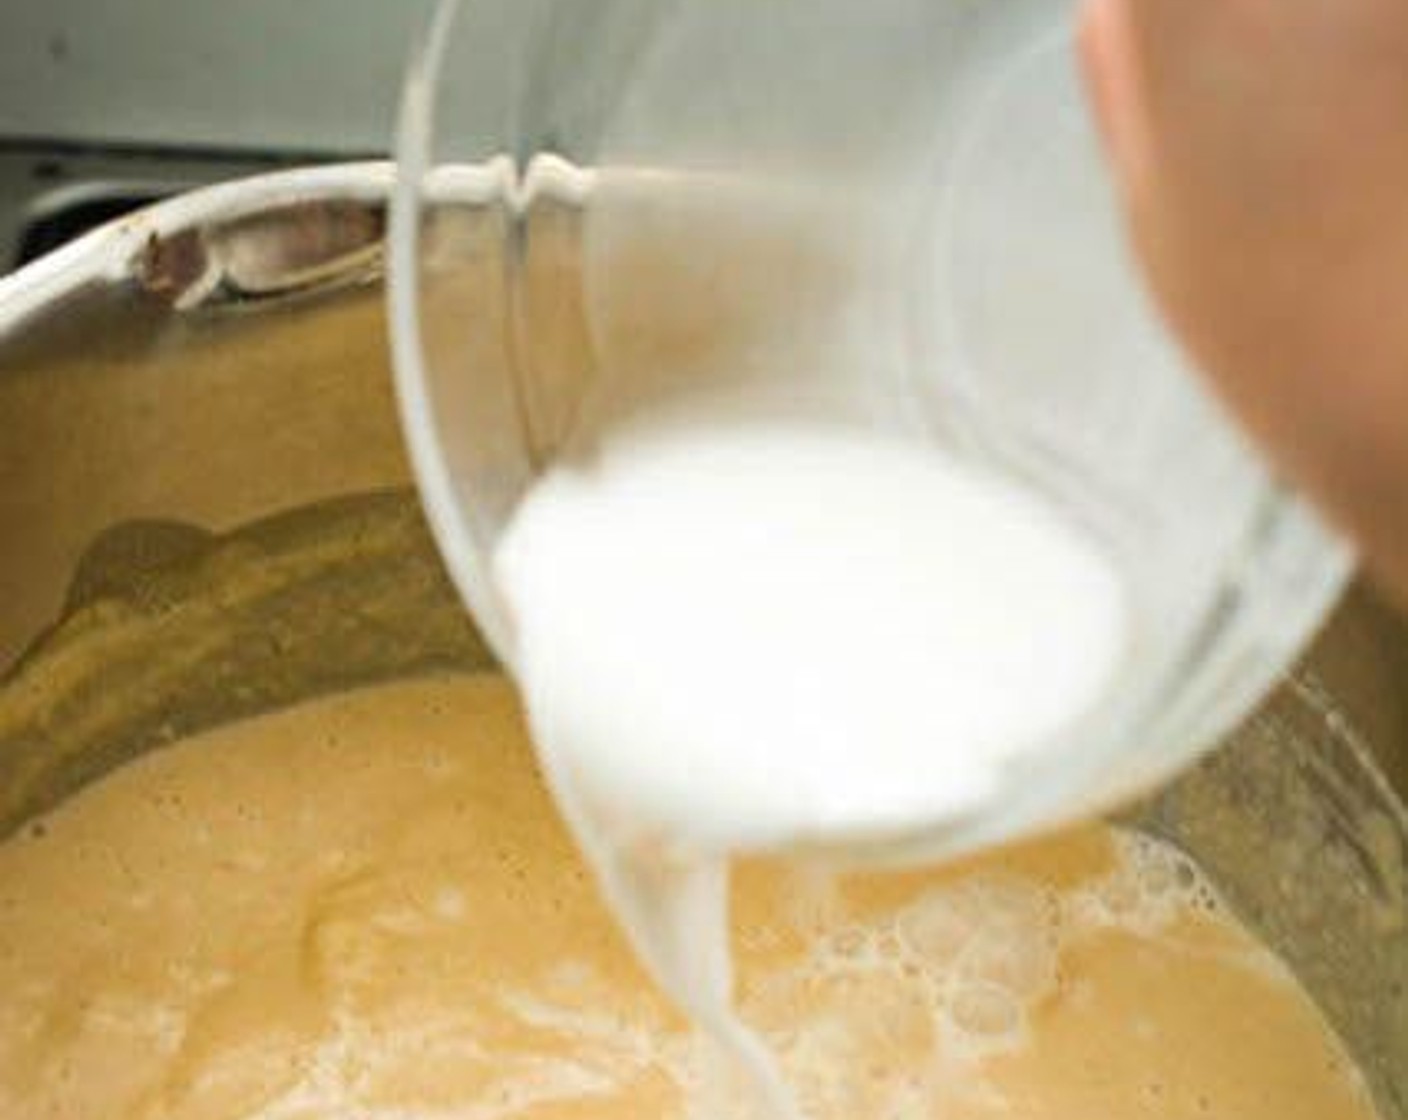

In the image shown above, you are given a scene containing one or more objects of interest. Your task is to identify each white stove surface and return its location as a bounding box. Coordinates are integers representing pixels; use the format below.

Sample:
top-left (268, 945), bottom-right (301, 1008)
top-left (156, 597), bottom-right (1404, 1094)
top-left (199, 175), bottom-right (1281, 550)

top-left (0, 0), bottom-right (435, 153)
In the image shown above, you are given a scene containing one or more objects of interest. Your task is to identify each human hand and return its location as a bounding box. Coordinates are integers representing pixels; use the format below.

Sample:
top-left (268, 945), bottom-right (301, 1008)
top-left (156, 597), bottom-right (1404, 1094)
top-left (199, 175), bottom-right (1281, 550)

top-left (1079, 0), bottom-right (1408, 605)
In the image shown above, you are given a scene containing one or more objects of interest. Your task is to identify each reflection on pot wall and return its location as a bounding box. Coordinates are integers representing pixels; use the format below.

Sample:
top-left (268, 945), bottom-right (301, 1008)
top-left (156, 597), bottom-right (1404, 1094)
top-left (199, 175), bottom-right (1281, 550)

top-left (0, 166), bottom-right (407, 670)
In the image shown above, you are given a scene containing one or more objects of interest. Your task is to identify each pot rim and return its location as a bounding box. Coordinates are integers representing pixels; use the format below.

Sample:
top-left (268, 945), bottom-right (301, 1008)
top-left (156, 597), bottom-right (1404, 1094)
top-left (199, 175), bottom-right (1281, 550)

top-left (0, 161), bottom-right (393, 337)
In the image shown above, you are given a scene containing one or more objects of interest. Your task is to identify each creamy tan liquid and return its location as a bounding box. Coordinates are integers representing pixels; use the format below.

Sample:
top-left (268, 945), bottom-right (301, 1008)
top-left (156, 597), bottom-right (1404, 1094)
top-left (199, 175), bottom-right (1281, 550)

top-left (0, 675), bottom-right (1380, 1119)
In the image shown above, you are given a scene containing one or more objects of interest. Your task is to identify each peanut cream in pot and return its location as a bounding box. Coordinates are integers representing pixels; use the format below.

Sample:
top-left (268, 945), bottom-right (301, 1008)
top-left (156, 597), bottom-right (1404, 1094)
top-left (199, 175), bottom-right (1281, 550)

top-left (0, 674), bottom-right (1379, 1119)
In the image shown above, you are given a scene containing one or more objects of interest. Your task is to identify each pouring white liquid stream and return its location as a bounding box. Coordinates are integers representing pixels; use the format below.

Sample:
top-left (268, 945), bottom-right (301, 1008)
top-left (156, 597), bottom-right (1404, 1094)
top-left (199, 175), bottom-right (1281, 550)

top-left (495, 407), bottom-right (1128, 1116)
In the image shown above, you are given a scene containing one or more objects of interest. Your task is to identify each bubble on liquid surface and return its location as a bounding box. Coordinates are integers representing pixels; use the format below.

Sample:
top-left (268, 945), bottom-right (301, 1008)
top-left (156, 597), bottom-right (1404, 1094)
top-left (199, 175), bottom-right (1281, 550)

top-left (728, 829), bottom-right (1246, 1107)
top-left (946, 981), bottom-right (1022, 1044)
top-left (1068, 831), bottom-right (1226, 934)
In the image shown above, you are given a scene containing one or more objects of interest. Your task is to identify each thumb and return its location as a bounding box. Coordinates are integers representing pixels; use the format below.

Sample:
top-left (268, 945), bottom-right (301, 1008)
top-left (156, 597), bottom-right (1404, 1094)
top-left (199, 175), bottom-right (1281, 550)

top-left (1077, 0), bottom-right (1152, 199)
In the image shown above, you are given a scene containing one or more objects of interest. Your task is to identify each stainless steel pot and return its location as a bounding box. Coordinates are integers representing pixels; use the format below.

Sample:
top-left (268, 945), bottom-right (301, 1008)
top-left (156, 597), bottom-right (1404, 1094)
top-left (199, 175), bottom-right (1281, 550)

top-left (0, 165), bottom-right (1404, 1116)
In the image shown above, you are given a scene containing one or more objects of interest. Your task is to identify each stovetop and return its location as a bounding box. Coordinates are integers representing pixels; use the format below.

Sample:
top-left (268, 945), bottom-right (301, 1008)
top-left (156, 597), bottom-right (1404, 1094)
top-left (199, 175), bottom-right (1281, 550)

top-left (0, 0), bottom-right (429, 153)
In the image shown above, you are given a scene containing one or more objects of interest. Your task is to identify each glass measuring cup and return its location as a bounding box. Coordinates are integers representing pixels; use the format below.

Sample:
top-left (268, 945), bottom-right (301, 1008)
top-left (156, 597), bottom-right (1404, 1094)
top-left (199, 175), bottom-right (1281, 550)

top-left (387, 0), bottom-right (1353, 861)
